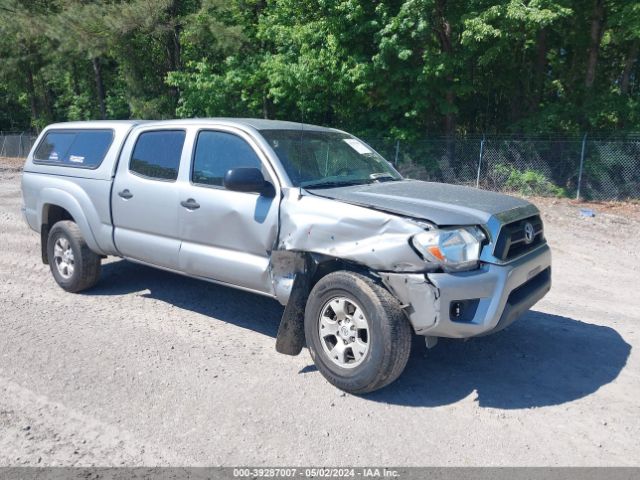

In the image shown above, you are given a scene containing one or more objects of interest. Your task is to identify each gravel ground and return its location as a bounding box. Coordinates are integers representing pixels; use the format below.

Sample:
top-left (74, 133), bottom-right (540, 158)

top-left (1, 165), bottom-right (639, 467)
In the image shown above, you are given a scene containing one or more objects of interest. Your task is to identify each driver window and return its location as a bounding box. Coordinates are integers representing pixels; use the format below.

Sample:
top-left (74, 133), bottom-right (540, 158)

top-left (192, 131), bottom-right (265, 187)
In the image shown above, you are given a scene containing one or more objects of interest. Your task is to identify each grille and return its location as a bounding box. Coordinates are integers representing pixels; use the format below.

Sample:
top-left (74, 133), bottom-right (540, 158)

top-left (493, 215), bottom-right (544, 261)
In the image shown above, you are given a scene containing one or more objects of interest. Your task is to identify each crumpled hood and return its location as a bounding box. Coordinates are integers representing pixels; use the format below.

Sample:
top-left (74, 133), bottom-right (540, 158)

top-left (308, 179), bottom-right (534, 226)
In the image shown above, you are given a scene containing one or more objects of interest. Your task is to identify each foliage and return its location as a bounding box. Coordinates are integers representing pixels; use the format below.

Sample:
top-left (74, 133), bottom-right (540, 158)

top-left (0, 0), bottom-right (638, 138)
top-left (491, 163), bottom-right (566, 197)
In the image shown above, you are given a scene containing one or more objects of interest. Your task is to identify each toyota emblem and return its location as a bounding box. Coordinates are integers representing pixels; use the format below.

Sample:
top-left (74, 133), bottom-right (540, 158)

top-left (524, 222), bottom-right (535, 244)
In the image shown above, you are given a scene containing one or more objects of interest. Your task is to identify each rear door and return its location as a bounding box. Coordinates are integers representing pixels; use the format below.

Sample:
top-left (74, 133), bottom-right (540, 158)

top-left (112, 128), bottom-right (187, 270)
top-left (177, 127), bottom-right (280, 294)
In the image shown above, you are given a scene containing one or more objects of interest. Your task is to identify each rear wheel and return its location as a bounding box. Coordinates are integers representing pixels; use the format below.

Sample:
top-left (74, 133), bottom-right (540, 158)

top-left (304, 271), bottom-right (412, 394)
top-left (47, 220), bottom-right (101, 292)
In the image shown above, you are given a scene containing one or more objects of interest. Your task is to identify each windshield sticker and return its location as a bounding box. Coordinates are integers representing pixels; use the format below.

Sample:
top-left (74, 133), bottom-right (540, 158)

top-left (69, 155), bottom-right (85, 163)
top-left (48, 152), bottom-right (59, 161)
top-left (343, 138), bottom-right (373, 155)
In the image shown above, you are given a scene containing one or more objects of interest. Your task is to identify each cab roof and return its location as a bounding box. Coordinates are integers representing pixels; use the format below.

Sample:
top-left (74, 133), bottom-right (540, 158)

top-left (45, 118), bottom-right (337, 133)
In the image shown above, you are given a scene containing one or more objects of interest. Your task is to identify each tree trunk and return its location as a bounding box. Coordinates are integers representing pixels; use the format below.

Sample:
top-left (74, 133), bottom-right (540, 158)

top-left (165, 0), bottom-right (182, 113)
top-left (41, 80), bottom-right (54, 123)
top-left (167, 22), bottom-right (181, 71)
top-left (24, 63), bottom-right (38, 125)
top-left (92, 57), bottom-right (106, 119)
top-left (70, 61), bottom-right (81, 97)
top-left (585, 0), bottom-right (605, 89)
top-left (621, 40), bottom-right (639, 95)
top-left (165, 0), bottom-right (181, 72)
top-left (434, 0), bottom-right (456, 167)
top-left (443, 90), bottom-right (455, 136)
top-left (262, 92), bottom-right (269, 119)
top-left (532, 28), bottom-right (548, 110)
top-left (434, 0), bottom-right (454, 132)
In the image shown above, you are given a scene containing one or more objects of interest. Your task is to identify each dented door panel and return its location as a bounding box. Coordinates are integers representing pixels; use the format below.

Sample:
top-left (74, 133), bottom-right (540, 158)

top-left (178, 188), bottom-right (279, 294)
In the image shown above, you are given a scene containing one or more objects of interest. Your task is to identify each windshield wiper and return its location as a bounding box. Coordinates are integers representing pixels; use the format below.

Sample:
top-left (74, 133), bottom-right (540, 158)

top-left (301, 179), bottom-right (367, 189)
top-left (302, 173), bottom-right (401, 189)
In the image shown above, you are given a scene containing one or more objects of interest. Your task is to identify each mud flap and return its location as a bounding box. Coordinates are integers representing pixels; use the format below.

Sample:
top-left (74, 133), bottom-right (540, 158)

top-left (41, 225), bottom-right (50, 264)
top-left (275, 272), bottom-right (309, 356)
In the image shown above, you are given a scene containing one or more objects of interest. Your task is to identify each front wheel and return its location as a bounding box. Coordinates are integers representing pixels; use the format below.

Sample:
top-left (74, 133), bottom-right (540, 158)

top-left (304, 271), bottom-right (412, 394)
top-left (47, 220), bottom-right (102, 292)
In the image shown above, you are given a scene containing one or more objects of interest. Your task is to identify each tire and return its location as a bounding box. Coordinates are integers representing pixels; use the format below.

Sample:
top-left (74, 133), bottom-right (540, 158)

top-left (47, 220), bottom-right (102, 292)
top-left (304, 270), bottom-right (412, 394)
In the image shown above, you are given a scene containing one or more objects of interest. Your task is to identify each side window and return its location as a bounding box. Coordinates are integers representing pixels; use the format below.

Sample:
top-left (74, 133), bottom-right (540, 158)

top-left (130, 130), bottom-right (185, 181)
top-left (34, 130), bottom-right (113, 168)
top-left (192, 131), bottom-right (263, 187)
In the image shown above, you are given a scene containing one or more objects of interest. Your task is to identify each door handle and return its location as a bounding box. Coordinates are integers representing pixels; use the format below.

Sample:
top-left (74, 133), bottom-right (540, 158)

top-left (118, 189), bottom-right (133, 199)
top-left (180, 198), bottom-right (200, 210)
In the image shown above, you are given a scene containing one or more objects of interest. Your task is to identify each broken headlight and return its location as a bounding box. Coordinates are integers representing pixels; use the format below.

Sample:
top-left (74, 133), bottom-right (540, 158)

top-left (411, 226), bottom-right (486, 272)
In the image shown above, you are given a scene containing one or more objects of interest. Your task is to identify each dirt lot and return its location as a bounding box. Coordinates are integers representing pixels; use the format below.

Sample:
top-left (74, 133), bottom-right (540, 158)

top-left (1, 160), bottom-right (639, 466)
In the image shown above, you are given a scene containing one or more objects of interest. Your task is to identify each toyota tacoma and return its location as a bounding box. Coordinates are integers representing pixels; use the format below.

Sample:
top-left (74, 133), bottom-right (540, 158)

top-left (21, 118), bottom-right (551, 393)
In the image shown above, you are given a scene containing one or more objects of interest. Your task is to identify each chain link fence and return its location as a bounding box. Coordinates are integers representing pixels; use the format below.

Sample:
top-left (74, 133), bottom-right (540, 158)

top-left (2, 131), bottom-right (639, 200)
top-left (368, 135), bottom-right (640, 201)
top-left (0, 133), bottom-right (38, 159)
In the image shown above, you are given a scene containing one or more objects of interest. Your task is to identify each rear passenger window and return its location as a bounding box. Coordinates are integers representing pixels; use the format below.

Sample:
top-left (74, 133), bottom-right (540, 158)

top-left (34, 130), bottom-right (113, 168)
top-left (192, 131), bottom-right (263, 187)
top-left (130, 130), bottom-right (185, 181)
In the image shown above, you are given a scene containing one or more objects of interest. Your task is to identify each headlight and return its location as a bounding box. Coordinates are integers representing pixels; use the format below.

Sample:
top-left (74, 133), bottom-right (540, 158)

top-left (411, 226), bottom-right (486, 272)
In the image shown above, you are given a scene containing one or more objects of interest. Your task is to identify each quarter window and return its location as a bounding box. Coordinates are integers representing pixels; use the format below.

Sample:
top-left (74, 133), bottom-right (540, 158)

top-left (34, 130), bottom-right (113, 168)
top-left (130, 130), bottom-right (185, 181)
top-left (192, 131), bottom-right (263, 187)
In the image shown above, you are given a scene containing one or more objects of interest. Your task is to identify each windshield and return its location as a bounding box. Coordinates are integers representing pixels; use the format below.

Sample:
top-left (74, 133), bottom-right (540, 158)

top-left (260, 129), bottom-right (402, 188)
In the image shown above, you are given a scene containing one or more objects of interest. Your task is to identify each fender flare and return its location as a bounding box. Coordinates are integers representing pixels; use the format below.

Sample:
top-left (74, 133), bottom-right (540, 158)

top-left (38, 188), bottom-right (104, 255)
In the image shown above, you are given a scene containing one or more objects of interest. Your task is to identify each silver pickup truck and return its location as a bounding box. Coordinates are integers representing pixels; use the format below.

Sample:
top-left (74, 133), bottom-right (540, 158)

top-left (21, 118), bottom-right (551, 393)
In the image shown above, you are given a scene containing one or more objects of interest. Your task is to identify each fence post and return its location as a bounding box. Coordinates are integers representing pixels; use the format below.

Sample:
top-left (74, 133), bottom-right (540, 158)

top-left (476, 135), bottom-right (485, 188)
top-left (576, 133), bottom-right (587, 200)
top-left (394, 140), bottom-right (400, 167)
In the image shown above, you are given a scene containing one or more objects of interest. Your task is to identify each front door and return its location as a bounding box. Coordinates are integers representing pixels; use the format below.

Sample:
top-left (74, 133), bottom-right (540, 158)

top-left (112, 129), bottom-right (186, 270)
top-left (177, 128), bottom-right (280, 294)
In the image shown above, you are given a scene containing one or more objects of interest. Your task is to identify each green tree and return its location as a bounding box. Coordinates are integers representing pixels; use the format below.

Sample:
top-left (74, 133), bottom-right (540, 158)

top-left (0, 0), bottom-right (638, 134)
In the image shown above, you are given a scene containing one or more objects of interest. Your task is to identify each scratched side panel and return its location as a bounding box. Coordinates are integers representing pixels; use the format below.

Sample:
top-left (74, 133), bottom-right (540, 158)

top-left (277, 188), bottom-right (428, 272)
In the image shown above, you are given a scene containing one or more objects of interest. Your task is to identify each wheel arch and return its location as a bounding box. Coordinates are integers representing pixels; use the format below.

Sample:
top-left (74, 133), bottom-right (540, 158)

top-left (39, 189), bottom-right (103, 264)
top-left (274, 251), bottom-right (381, 356)
top-left (308, 254), bottom-right (373, 291)
top-left (40, 204), bottom-right (74, 264)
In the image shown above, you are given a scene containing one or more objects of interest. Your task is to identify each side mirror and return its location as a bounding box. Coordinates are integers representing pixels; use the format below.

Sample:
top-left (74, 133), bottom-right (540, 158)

top-left (223, 167), bottom-right (273, 195)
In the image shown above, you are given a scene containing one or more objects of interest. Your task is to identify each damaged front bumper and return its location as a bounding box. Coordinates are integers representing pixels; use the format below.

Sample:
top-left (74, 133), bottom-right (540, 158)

top-left (381, 244), bottom-right (551, 338)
